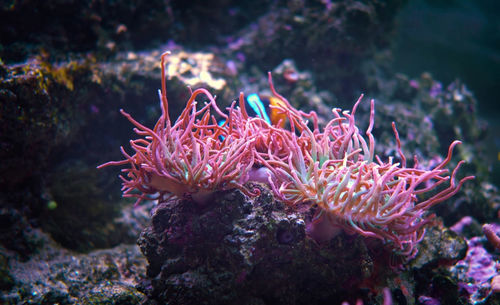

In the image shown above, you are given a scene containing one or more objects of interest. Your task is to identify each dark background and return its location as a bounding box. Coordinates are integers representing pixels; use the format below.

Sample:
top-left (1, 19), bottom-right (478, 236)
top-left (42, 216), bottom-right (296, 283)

top-left (393, 0), bottom-right (500, 185)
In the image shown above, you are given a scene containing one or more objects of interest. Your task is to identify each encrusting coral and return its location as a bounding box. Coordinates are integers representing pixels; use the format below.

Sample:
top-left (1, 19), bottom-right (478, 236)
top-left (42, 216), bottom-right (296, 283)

top-left (100, 51), bottom-right (474, 256)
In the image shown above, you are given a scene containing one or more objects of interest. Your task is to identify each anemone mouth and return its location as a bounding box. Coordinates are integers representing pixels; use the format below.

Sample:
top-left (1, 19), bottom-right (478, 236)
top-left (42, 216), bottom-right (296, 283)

top-left (247, 167), bottom-right (272, 184)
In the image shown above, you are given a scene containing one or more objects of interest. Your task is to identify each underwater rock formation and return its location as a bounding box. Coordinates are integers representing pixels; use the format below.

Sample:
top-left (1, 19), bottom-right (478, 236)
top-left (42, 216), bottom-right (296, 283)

top-left (138, 187), bottom-right (384, 305)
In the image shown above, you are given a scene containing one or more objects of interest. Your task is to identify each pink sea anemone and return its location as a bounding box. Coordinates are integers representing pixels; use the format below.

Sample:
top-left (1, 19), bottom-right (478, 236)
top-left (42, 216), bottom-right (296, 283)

top-left (100, 51), bottom-right (473, 256)
top-left (255, 76), bottom-right (474, 255)
top-left (98, 52), bottom-right (258, 206)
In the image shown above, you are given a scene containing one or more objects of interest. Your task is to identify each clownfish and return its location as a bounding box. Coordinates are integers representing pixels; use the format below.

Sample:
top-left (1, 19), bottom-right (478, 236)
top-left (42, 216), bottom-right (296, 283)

top-left (218, 93), bottom-right (287, 130)
top-left (244, 93), bottom-right (287, 128)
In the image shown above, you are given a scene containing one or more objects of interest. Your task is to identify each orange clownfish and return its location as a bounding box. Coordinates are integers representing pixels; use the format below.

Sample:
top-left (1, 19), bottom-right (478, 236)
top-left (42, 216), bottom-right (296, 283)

top-left (245, 93), bottom-right (287, 128)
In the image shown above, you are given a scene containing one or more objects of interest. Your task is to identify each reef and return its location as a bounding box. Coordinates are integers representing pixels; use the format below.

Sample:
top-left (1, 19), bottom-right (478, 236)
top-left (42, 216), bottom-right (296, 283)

top-left (0, 1), bottom-right (499, 304)
top-left (1, 226), bottom-right (147, 304)
top-left (137, 186), bottom-right (473, 305)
